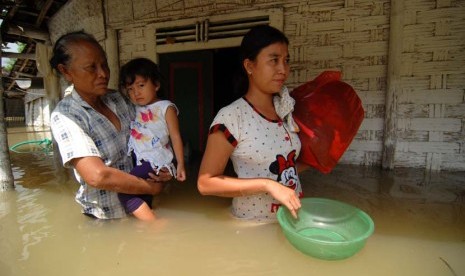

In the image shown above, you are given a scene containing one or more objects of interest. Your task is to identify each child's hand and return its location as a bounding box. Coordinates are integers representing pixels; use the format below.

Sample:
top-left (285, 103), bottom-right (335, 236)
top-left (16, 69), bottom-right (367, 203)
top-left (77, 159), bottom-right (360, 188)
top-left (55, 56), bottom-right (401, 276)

top-left (176, 166), bottom-right (186, 182)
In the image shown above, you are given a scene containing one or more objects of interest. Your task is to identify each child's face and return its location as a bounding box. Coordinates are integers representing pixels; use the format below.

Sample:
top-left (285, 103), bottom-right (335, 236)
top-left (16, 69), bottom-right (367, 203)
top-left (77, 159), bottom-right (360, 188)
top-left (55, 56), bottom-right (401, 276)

top-left (125, 75), bottom-right (159, 106)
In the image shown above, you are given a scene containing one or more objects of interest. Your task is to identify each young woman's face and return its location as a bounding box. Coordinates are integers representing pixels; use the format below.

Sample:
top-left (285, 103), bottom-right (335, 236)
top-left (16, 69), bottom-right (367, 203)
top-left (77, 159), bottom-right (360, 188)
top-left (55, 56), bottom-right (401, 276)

top-left (245, 42), bottom-right (290, 94)
top-left (125, 75), bottom-right (159, 106)
top-left (59, 40), bottom-right (110, 99)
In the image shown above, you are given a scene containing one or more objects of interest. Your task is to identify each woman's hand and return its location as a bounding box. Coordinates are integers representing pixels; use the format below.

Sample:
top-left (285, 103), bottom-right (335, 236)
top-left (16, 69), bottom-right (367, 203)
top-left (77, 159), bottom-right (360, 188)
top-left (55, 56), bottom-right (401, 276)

top-left (147, 167), bottom-right (172, 182)
top-left (264, 180), bottom-right (301, 219)
top-left (73, 156), bottom-right (169, 195)
top-left (145, 168), bottom-right (172, 195)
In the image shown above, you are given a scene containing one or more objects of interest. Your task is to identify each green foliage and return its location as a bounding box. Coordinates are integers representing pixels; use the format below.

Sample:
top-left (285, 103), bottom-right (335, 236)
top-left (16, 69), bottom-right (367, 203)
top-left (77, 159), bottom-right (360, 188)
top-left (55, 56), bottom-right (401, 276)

top-left (1, 42), bottom-right (26, 72)
top-left (17, 42), bottom-right (26, 53)
top-left (2, 58), bottom-right (17, 72)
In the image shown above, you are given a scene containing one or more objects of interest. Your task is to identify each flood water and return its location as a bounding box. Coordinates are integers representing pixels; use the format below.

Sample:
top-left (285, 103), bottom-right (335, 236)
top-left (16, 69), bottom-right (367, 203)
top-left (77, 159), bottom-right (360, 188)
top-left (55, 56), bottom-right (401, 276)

top-left (1, 127), bottom-right (464, 276)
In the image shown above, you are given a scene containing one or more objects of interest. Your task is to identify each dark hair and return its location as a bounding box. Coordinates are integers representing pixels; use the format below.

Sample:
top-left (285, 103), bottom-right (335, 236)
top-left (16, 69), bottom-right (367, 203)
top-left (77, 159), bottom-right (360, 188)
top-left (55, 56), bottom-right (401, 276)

top-left (240, 25), bottom-right (289, 63)
top-left (119, 58), bottom-right (162, 96)
top-left (234, 25), bottom-right (289, 95)
top-left (49, 31), bottom-right (104, 73)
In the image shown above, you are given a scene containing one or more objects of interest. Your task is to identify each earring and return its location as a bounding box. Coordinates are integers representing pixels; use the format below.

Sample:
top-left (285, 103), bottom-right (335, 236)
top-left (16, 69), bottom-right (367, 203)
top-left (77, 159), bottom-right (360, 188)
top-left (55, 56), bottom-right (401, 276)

top-left (247, 71), bottom-right (252, 75)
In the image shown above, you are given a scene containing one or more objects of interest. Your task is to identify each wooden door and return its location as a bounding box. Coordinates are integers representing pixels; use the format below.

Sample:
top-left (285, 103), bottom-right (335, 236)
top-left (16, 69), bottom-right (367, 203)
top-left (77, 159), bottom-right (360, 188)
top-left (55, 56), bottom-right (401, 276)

top-left (159, 51), bottom-right (213, 157)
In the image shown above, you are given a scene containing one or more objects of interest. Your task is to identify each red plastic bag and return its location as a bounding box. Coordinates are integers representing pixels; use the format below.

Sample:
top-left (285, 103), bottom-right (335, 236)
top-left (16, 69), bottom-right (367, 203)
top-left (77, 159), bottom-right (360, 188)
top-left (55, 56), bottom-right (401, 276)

top-left (291, 71), bottom-right (364, 173)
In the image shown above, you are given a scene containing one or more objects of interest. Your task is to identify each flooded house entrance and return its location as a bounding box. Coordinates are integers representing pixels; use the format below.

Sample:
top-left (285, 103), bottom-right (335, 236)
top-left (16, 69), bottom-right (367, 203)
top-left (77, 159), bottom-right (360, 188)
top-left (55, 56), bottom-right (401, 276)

top-left (150, 8), bottom-right (283, 160)
top-left (159, 47), bottom-right (240, 161)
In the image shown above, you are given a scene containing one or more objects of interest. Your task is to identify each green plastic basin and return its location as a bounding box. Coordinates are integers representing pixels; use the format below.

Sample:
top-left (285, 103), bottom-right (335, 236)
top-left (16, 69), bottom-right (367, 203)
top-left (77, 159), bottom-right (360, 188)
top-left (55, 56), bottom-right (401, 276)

top-left (277, 197), bottom-right (374, 260)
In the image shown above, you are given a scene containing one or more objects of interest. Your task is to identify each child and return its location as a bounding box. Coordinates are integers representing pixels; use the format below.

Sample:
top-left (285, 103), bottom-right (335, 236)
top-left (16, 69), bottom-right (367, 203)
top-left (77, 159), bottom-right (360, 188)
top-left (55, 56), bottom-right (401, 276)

top-left (118, 57), bottom-right (186, 221)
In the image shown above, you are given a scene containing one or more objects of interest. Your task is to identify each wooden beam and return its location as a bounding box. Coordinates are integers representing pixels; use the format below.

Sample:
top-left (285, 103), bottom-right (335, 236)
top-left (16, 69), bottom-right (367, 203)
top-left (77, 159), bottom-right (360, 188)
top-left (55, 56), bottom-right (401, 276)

top-left (4, 91), bottom-right (26, 98)
top-left (4, 90), bottom-right (26, 95)
top-left (6, 44), bottom-right (36, 91)
top-left (7, 25), bottom-right (50, 42)
top-left (5, 1), bottom-right (21, 21)
top-left (382, 0), bottom-right (404, 170)
top-left (36, 0), bottom-right (55, 27)
top-left (1, 52), bottom-right (36, 60)
top-left (2, 77), bottom-right (44, 88)
top-left (12, 71), bottom-right (36, 78)
top-left (0, 28), bottom-right (15, 190)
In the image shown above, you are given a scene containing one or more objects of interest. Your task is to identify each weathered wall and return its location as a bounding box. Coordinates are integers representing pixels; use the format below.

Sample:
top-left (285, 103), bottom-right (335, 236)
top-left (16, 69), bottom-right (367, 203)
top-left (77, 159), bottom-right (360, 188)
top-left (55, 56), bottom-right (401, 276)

top-left (24, 89), bottom-right (50, 126)
top-left (48, 0), bottom-right (465, 171)
top-left (4, 98), bottom-right (25, 126)
top-left (48, 0), bottom-right (112, 88)
top-left (48, 0), bottom-right (106, 42)
top-left (393, 1), bottom-right (465, 171)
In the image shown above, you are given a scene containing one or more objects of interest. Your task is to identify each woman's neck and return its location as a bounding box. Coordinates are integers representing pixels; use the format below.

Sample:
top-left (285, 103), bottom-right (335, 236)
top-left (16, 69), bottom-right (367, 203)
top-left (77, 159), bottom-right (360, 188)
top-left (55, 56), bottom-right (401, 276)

top-left (75, 89), bottom-right (101, 109)
top-left (244, 89), bottom-right (278, 120)
top-left (82, 95), bottom-right (104, 111)
top-left (85, 94), bottom-right (121, 131)
top-left (90, 99), bottom-right (106, 112)
top-left (245, 89), bottom-right (273, 106)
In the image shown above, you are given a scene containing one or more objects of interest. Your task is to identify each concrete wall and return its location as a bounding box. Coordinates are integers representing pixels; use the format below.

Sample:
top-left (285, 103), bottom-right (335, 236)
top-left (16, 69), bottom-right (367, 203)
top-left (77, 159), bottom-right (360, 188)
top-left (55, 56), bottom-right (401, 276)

top-left (47, 0), bottom-right (465, 171)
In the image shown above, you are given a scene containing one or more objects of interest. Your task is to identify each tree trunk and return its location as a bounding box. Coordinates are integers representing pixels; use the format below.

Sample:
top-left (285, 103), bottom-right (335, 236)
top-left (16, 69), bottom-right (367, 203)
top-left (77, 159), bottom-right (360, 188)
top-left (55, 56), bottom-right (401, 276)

top-left (0, 33), bottom-right (15, 191)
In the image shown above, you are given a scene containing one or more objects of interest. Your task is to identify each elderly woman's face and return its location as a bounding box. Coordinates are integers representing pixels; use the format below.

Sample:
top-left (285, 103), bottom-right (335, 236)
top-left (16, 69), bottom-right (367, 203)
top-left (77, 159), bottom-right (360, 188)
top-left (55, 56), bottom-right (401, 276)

top-left (60, 40), bottom-right (110, 98)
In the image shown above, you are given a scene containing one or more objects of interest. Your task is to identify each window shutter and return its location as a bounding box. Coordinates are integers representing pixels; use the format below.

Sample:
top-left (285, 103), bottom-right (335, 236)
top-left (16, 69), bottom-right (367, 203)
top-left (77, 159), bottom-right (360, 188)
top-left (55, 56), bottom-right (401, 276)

top-left (155, 16), bottom-right (269, 46)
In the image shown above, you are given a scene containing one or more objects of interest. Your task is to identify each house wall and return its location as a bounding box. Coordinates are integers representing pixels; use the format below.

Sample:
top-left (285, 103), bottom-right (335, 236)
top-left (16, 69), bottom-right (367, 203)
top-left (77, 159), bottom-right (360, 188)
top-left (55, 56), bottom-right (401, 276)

top-left (4, 98), bottom-right (25, 127)
top-left (24, 89), bottom-right (50, 127)
top-left (47, 0), bottom-right (465, 171)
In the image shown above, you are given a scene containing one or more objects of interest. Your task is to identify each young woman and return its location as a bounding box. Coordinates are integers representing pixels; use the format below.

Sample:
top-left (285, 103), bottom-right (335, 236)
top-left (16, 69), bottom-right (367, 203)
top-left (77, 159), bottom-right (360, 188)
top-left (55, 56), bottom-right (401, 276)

top-left (197, 25), bottom-right (305, 222)
top-left (118, 58), bottom-right (186, 221)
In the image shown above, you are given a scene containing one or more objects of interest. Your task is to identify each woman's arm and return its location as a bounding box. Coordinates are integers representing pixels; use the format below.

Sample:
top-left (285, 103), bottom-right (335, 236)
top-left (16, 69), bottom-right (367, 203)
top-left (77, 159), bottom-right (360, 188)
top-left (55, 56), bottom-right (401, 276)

top-left (197, 131), bottom-right (301, 217)
top-left (165, 106), bottom-right (186, 181)
top-left (72, 156), bottom-right (168, 195)
top-left (52, 104), bottom-right (172, 195)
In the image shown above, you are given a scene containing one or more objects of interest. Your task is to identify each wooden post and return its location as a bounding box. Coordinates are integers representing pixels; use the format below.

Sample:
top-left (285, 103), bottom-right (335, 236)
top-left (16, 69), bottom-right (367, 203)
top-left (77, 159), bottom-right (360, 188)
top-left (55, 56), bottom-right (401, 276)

top-left (382, 0), bottom-right (404, 170)
top-left (0, 32), bottom-right (15, 191)
top-left (104, 29), bottom-right (119, 90)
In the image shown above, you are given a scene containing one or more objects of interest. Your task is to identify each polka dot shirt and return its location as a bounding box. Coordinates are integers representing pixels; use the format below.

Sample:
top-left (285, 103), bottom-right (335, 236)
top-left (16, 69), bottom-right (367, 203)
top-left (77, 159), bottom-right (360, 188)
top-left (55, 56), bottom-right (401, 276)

top-left (210, 97), bottom-right (302, 222)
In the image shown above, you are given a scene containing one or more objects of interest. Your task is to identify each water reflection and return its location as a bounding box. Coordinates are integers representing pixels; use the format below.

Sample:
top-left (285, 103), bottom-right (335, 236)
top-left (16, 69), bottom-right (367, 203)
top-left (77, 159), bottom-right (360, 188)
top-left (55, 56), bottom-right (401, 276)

top-left (301, 166), bottom-right (465, 244)
top-left (0, 127), bottom-right (464, 276)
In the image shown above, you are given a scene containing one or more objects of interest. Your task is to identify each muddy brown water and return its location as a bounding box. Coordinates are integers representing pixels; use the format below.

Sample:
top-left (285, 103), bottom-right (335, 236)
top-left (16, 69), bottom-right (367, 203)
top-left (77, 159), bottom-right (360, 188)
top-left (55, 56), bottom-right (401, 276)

top-left (1, 127), bottom-right (464, 276)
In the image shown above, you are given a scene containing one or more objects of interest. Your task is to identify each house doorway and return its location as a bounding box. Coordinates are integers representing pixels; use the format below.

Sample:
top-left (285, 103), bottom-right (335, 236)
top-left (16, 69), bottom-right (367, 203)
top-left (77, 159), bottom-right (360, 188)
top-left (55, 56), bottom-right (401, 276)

top-left (159, 47), bottom-right (241, 161)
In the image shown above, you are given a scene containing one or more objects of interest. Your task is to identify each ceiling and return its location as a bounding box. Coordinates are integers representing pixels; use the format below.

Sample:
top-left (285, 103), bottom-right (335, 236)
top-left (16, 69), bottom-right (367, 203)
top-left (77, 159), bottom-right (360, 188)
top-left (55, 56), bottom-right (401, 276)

top-left (1, 0), bottom-right (69, 98)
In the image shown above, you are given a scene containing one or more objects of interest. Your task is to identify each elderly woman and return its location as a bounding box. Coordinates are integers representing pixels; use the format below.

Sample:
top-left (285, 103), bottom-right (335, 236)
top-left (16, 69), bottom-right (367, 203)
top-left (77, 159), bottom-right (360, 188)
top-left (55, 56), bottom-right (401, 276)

top-left (49, 31), bottom-right (170, 219)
